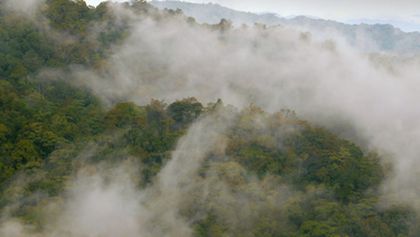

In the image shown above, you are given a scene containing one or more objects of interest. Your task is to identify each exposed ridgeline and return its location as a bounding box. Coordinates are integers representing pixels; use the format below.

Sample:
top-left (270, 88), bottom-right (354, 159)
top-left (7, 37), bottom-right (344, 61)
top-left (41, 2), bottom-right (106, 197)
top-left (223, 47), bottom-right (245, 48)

top-left (151, 0), bottom-right (420, 55)
top-left (0, 0), bottom-right (419, 236)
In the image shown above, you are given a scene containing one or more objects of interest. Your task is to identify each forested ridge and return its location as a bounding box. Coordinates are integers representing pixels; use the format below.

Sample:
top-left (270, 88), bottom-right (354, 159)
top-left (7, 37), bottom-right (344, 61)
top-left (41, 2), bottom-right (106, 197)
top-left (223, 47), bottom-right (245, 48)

top-left (0, 0), bottom-right (418, 236)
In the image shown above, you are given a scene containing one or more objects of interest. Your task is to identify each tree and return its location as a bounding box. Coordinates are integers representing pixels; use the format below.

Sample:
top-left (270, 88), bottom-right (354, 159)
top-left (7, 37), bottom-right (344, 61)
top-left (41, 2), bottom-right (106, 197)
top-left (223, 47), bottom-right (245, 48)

top-left (11, 139), bottom-right (41, 169)
top-left (105, 102), bottom-right (145, 128)
top-left (167, 97), bottom-right (203, 129)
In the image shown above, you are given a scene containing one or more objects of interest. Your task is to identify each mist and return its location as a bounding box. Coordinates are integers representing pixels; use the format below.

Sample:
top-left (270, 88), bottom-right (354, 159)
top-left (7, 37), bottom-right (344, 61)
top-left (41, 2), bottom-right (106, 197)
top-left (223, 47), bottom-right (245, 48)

top-left (3, 0), bottom-right (45, 17)
top-left (71, 4), bottom-right (420, 208)
top-left (1, 107), bottom-right (295, 237)
top-left (2, 0), bottom-right (420, 236)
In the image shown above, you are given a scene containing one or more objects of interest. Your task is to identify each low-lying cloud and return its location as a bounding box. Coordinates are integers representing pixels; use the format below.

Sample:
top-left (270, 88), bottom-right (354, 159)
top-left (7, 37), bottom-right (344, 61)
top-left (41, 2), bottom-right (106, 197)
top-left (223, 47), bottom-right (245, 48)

top-left (1, 108), bottom-right (287, 237)
top-left (3, 0), bottom-right (45, 17)
top-left (2, 1), bottom-right (420, 235)
top-left (72, 5), bottom-right (420, 209)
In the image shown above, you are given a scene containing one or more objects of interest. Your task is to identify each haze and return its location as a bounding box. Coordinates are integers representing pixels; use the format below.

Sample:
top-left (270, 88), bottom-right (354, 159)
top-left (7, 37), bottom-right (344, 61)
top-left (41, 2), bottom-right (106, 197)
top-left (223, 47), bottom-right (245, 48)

top-left (2, 0), bottom-right (420, 236)
top-left (85, 0), bottom-right (420, 31)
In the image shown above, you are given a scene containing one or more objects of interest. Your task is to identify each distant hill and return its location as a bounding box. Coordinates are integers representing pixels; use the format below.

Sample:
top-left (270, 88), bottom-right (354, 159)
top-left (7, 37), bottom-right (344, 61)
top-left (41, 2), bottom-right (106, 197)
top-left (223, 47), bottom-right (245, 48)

top-left (151, 1), bottom-right (284, 25)
top-left (151, 0), bottom-right (420, 55)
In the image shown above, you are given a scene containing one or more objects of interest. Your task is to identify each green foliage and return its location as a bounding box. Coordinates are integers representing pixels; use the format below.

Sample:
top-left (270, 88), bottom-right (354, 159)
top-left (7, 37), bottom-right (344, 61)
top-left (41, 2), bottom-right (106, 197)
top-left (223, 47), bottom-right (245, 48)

top-left (11, 139), bottom-right (42, 169)
top-left (0, 1), bottom-right (417, 236)
top-left (105, 102), bottom-right (146, 128)
top-left (290, 127), bottom-right (383, 201)
top-left (0, 15), bottom-right (55, 80)
top-left (167, 97), bottom-right (203, 129)
top-left (235, 143), bottom-right (287, 177)
top-left (299, 220), bottom-right (340, 237)
top-left (45, 0), bottom-right (93, 35)
top-left (194, 212), bottom-right (227, 237)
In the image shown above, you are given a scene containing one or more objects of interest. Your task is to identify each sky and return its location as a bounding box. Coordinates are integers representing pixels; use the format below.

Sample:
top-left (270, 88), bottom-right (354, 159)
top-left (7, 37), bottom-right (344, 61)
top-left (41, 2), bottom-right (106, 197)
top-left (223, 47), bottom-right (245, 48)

top-left (85, 0), bottom-right (420, 31)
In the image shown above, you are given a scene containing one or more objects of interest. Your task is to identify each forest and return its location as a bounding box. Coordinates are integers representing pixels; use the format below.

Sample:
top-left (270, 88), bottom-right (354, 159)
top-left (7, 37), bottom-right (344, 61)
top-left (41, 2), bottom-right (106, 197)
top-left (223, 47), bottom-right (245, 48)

top-left (0, 0), bottom-right (419, 236)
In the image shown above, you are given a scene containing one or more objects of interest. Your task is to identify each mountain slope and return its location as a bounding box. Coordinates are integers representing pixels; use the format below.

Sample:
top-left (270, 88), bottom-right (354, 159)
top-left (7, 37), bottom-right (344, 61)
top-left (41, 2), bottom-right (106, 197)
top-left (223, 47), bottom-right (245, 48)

top-left (151, 0), bottom-right (420, 54)
top-left (1, 1), bottom-right (420, 236)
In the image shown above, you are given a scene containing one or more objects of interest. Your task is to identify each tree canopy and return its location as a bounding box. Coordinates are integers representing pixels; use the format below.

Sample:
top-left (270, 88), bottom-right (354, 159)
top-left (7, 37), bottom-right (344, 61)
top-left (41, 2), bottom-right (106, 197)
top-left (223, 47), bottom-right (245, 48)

top-left (0, 1), bottom-right (417, 236)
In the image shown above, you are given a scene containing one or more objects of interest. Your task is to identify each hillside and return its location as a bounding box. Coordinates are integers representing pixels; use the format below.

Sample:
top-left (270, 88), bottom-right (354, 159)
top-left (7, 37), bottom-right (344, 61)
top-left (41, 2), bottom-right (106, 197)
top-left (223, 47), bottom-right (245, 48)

top-left (151, 0), bottom-right (420, 54)
top-left (0, 0), bottom-right (420, 236)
